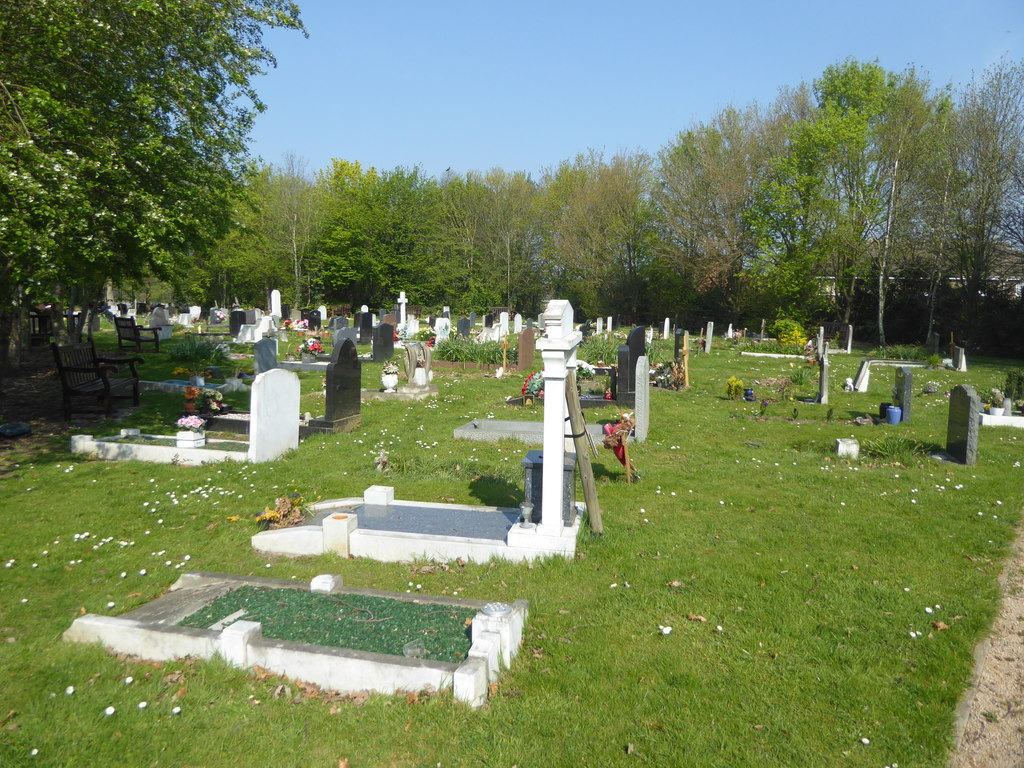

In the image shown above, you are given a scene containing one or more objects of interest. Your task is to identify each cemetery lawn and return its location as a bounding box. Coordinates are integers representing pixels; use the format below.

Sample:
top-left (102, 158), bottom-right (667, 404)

top-left (1, 329), bottom-right (1022, 767)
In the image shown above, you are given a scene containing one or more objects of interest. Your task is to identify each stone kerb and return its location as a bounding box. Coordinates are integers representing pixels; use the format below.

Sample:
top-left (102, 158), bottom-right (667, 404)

top-left (537, 299), bottom-right (581, 532)
top-left (248, 369), bottom-right (300, 462)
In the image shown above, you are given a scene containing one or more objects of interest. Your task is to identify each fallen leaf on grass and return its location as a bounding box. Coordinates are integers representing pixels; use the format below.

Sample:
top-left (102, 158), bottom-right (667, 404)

top-left (338, 760), bottom-right (350, 768)
top-left (753, 724), bottom-right (764, 730)
top-left (163, 672), bottom-right (183, 685)
top-left (173, 686), bottom-right (187, 700)
top-left (489, 682), bottom-right (499, 696)
top-left (687, 613), bottom-right (707, 622)
top-left (931, 621), bottom-right (950, 631)
top-left (405, 692), bottom-right (419, 705)
top-left (666, 580), bottom-right (684, 588)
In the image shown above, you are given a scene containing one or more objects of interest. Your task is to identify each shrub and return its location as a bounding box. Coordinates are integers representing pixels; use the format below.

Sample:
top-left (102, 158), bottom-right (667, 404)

top-left (1004, 369), bottom-right (1024, 401)
top-left (870, 344), bottom-right (930, 361)
top-left (433, 338), bottom-right (517, 365)
top-left (578, 336), bottom-right (621, 365)
top-left (725, 375), bottom-right (744, 400)
top-left (769, 319), bottom-right (807, 347)
top-left (862, 435), bottom-right (926, 465)
top-left (169, 336), bottom-right (229, 368)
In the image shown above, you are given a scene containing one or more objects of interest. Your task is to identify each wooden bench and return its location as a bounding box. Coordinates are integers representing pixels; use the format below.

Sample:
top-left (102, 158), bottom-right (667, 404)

top-left (114, 316), bottom-right (160, 353)
top-left (51, 343), bottom-right (143, 419)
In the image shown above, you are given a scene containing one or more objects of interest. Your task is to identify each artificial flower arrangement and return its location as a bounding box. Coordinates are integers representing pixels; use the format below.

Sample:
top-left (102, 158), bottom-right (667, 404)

top-left (212, 308), bottom-right (227, 324)
top-left (200, 388), bottom-right (224, 412)
top-left (175, 414), bottom-right (207, 432)
top-left (382, 360), bottom-right (400, 376)
top-left (174, 366), bottom-right (213, 378)
top-left (183, 385), bottom-right (201, 402)
top-left (298, 336), bottom-right (323, 355)
top-left (522, 371), bottom-right (544, 398)
top-left (294, 318), bottom-right (309, 329)
top-left (576, 360), bottom-right (596, 380)
top-left (282, 319), bottom-right (293, 330)
top-left (601, 412), bottom-right (635, 466)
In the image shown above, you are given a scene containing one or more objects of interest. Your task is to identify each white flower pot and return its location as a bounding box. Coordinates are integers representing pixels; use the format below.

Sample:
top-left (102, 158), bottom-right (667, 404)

top-left (381, 373), bottom-right (399, 392)
top-left (176, 431), bottom-right (206, 448)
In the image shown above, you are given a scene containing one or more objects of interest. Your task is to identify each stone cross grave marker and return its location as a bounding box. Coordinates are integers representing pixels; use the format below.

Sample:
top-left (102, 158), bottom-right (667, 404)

top-left (894, 366), bottom-right (913, 423)
top-left (634, 356), bottom-right (650, 443)
top-left (307, 339), bottom-right (361, 434)
top-left (253, 337), bottom-right (278, 375)
top-left (946, 384), bottom-right (980, 464)
top-left (372, 323), bottom-right (395, 362)
top-left (397, 291), bottom-right (408, 329)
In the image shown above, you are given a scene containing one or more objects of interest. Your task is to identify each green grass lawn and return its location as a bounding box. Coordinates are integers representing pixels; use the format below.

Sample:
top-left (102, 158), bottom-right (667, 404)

top-left (0, 328), bottom-right (1021, 766)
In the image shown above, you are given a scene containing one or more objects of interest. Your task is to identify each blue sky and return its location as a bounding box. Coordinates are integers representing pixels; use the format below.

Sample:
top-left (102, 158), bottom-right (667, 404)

top-left (247, 0), bottom-right (1022, 179)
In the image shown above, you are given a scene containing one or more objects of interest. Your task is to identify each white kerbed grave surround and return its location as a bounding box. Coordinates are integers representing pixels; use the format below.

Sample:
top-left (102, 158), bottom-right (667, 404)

top-left (979, 412), bottom-right (1024, 429)
top-left (851, 358), bottom-right (929, 393)
top-left (63, 571), bottom-right (527, 709)
top-left (252, 488), bottom-right (581, 563)
top-left (70, 430), bottom-right (249, 466)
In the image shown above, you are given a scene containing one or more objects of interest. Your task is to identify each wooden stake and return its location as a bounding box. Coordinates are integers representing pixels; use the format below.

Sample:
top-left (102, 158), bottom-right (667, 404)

top-left (682, 331), bottom-right (690, 389)
top-left (623, 439), bottom-right (632, 485)
top-left (565, 370), bottom-right (603, 534)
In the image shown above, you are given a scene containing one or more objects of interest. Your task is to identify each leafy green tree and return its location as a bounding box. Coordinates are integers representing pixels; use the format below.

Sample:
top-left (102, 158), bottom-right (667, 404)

top-left (0, 0), bottom-right (303, 374)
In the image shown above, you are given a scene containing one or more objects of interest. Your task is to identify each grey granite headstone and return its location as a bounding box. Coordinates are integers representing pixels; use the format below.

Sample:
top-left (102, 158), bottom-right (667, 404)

top-left (372, 323), bottom-right (395, 362)
top-left (469, 311), bottom-right (477, 328)
top-left (634, 356), bottom-right (650, 443)
top-left (253, 337), bottom-right (278, 375)
top-left (946, 385), bottom-right (979, 465)
top-left (306, 339), bottom-right (361, 434)
top-left (526, 318), bottom-right (534, 330)
top-left (625, 327), bottom-right (646, 394)
top-left (894, 366), bottom-right (912, 423)
top-left (817, 342), bottom-right (830, 405)
top-left (333, 327), bottom-right (357, 350)
top-left (704, 321), bottom-right (714, 352)
top-left (616, 344), bottom-right (632, 403)
top-left (674, 329), bottom-right (684, 361)
top-left (844, 324), bottom-right (853, 353)
top-left (456, 317), bottom-right (471, 338)
top-left (329, 316), bottom-right (349, 330)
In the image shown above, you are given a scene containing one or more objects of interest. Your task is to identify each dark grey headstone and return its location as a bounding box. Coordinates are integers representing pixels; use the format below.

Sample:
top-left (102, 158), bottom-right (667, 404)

top-left (253, 337), bottom-right (278, 374)
top-left (674, 328), bottom-right (684, 361)
top-left (382, 313), bottom-right (398, 328)
top-left (517, 328), bottom-right (536, 370)
top-left (333, 327), bottom-right (357, 350)
top-left (469, 311), bottom-right (477, 328)
top-left (526, 318), bottom-right (534, 330)
top-left (281, 304), bottom-right (291, 321)
top-left (244, 309), bottom-right (257, 326)
top-left (581, 321), bottom-right (593, 340)
top-left (328, 316), bottom-right (349, 331)
top-left (302, 309), bottom-right (321, 330)
top-left (484, 313), bottom-right (494, 328)
top-left (617, 344), bottom-right (633, 402)
top-left (457, 317), bottom-right (471, 338)
top-left (521, 449), bottom-right (576, 526)
top-left (625, 327), bottom-right (647, 393)
top-left (372, 323), bottom-right (395, 362)
top-left (358, 312), bottom-right (374, 344)
top-left (229, 310), bottom-right (246, 337)
top-left (894, 366), bottom-right (912, 423)
top-left (0, 422), bottom-right (31, 438)
top-left (307, 339), bottom-right (360, 434)
top-left (946, 384), bottom-right (980, 465)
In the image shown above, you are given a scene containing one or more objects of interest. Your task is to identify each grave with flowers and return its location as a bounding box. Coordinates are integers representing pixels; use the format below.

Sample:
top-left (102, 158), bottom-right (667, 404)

top-left (70, 369), bottom-right (300, 465)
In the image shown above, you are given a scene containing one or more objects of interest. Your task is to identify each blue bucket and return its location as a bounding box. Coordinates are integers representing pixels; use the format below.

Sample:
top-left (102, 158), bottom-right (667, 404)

top-left (886, 406), bottom-right (902, 425)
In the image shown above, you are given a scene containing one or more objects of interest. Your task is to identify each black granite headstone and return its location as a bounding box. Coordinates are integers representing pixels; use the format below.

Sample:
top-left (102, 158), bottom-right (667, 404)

top-left (333, 327), bottom-right (357, 350)
top-left (358, 311), bottom-right (374, 344)
top-left (372, 323), bottom-right (395, 362)
top-left (457, 318), bottom-right (471, 338)
top-left (674, 328), bottom-right (684, 361)
top-left (521, 449), bottom-right (576, 526)
top-left (229, 310), bottom-right (246, 337)
top-left (625, 327), bottom-right (647, 394)
top-left (302, 309), bottom-right (321, 330)
top-left (306, 339), bottom-right (361, 434)
top-left (281, 304), bottom-right (291, 321)
top-left (484, 313), bottom-right (494, 328)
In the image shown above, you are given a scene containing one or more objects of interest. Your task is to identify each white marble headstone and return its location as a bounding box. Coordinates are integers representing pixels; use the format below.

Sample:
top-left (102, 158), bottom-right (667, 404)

top-left (248, 369), bottom-right (300, 462)
top-left (270, 290), bottom-right (281, 318)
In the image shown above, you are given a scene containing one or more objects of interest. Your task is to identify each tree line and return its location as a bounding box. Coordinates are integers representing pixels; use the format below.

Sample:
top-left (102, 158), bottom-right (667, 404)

top-left (2, 1), bottom-right (1022, 384)
top-left (209, 58), bottom-right (1024, 353)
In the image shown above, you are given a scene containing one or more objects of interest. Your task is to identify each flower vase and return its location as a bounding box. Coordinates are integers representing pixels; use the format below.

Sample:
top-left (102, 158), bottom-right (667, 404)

top-left (183, 402), bottom-right (196, 413)
top-left (190, 375), bottom-right (205, 387)
top-left (176, 430), bottom-right (206, 448)
top-left (381, 373), bottom-right (399, 392)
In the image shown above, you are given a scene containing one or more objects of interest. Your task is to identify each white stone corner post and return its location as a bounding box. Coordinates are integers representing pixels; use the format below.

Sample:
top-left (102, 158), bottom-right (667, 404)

top-left (536, 300), bottom-right (581, 532)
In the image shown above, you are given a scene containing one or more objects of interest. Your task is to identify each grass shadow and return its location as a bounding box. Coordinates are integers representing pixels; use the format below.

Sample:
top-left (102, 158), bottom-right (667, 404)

top-left (468, 474), bottom-right (521, 507)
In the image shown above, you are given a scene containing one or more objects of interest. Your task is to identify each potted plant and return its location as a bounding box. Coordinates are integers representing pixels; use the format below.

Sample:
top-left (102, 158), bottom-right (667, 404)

top-left (381, 360), bottom-right (400, 392)
top-left (182, 385), bottom-right (201, 413)
top-left (298, 335), bottom-right (323, 362)
top-left (989, 388), bottom-right (1006, 415)
top-left (199, 388), bottom-right (224, 414)
top-left (175, 414), bottom-right (207, 448)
